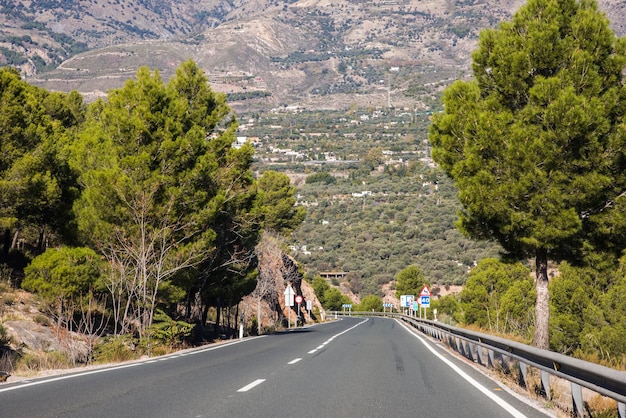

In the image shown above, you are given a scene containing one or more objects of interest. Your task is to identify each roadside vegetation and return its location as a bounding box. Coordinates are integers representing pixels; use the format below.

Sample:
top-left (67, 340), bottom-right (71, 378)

top-left (1, 0), bottom-right (626, 381)
top-left (0, 61), bottom-right (304, 372)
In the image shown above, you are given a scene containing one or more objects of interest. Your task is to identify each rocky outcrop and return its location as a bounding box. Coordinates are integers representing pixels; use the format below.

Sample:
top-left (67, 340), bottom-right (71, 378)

top-left (243, 232), bottom-right (323, 332)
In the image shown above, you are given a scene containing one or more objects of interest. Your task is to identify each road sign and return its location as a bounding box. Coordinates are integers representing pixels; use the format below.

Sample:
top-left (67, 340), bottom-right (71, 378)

top-left (295, 295), bottom-right (303, 304)
top-left (420, 285), bottom-right (431, 297)
top-left (306, 300), bottom-right (312, 311)
top-left (420, 295), bottom-right (431, 307)
top-left (284, 285), bottom-right (295, 307)
top-left (406, 295), bottom-right (414, 307)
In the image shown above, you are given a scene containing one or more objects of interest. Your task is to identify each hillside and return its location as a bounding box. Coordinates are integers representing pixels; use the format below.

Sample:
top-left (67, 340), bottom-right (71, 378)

top-left (8, 0), bottom-right (624, 111)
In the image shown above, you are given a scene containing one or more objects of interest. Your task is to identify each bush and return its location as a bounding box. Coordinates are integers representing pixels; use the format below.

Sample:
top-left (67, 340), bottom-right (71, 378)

top-left (33, 314), bottom-right (51, 327)
top-left (146, 310), bottom-right (193, 349)
top-left (92, 336), bottom-right (138, 363)
top-left (18, 351), bottom-right (72, 372)
top-left (0, 324), bottom-right (9, 346)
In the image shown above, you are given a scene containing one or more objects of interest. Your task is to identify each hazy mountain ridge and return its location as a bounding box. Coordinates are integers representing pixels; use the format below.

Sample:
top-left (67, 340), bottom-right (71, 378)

top-left (4, 0), bottom-right (626, 111)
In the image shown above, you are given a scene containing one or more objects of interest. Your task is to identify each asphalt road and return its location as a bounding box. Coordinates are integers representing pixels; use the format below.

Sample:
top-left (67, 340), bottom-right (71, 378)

top-left (0, 317), bottom-right (553, 418)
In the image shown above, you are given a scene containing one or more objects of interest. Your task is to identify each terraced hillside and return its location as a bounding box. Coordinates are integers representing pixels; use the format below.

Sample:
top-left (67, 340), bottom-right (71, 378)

top-left (8, 0), bottom-right (624, 112)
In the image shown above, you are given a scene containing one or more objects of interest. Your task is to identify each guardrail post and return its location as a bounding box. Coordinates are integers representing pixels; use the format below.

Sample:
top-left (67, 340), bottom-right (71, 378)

top-left (466, 341), bottom-right (474, 362)
top-left (518, 362), bottom-right (527, 389)
top-left (395, 313), bottom-right (626, 415)
top-left (501, 354), bottom-right (510, 374)
top-left (476, 345), bottom-right (486, 366)
top-left (571, 382), bottom-right (584, 417)
top-left (539, 370), bottom-right (551, 399)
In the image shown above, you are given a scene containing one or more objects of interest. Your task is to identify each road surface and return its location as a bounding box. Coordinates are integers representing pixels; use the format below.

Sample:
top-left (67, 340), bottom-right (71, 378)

top-left (0, 317), bottom-right (552, 417)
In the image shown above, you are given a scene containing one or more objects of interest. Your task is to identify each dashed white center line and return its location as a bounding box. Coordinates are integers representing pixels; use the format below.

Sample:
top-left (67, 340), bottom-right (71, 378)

top-left (237, 379), bottom-right (266, 392)
top-left (288, 358), bottom-right (302, 365)
top-left (308, 349), bottom-right (317, 354)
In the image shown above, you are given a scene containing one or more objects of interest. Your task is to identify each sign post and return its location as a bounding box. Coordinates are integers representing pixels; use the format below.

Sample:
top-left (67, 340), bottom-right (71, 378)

top-left (284, 285), bottom-right (295, 329)
top-left (401, 295), bottom-right (414, 315)
top-left (295, 295), bottom-right (303, 326)
top-left (342, 303), bottom-right (352, 316)
top-left (419, 285), bottom-right (431, 319)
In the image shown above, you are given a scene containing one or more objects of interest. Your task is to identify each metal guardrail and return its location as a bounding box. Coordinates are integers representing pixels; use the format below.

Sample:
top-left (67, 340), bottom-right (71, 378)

top-left (330, 311), bottom-right (626, 418)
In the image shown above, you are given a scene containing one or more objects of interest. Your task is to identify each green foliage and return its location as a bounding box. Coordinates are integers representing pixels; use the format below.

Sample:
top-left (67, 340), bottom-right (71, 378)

top-left (227, 91), bottom-right (271, 101)
top-left (0, 67), bottom-right (83, 262)
top-left (357, 294), bottom-right (382, 312)
top-left (550, 260), bottom-right (626, 366)
top-left (429, 0), bottom-right (626, 348)
top-left (459, 259), bottom-right (534, 337)
top-left (69, 60), bottom-right (260, 336)
top-left (311, 275), bottom-right (350, 310)
top-left (323, 287), bottom-right (351, 311)
top-left (431, 0), bottom-right (626, 261)
top-left (147, 310), bottom-right (193, 348)
top-left (92, 336), bottom-right (139, 363)
top-left (256, 170), bottom-right (306, 236)
top-left (22, 247), bottom-right (104, 304)
top-left (305, 172), bottom-right (336, 185)
top-left (395, 265), bottom-right (428, 299)
top-left (432, 294), bottom-right (462, 324)
top-left (0, 47), bottom-right (27, 65)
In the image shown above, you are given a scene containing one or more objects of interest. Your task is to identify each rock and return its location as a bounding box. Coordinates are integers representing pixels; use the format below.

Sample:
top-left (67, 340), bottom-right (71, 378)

top-left (4, 320), bottom-right (90, 363)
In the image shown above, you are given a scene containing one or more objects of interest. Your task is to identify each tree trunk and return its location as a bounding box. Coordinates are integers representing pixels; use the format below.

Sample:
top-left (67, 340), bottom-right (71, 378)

top-left (2, 228), bottom-right (10, 256)
top-left (11, 229), bottom-right (19, 250)
top-left (37, 225), bottom-right (46, 254)
top-left (214, 297), bottom-right (222, 339)
top-left (534, 248), bottom-right (550, 350)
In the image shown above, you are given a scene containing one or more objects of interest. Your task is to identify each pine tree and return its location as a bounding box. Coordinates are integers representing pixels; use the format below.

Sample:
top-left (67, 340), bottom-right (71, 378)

top-left (429, 0), bottom-right (626, 349)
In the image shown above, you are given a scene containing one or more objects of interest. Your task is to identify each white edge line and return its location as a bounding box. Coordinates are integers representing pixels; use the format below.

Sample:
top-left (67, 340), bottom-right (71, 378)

top-left (237, 379), bottom-right (266, 392)
top-left (396, 319), bottom-right (528, 418)
top-left (0, 336), bottom-right (267, 394)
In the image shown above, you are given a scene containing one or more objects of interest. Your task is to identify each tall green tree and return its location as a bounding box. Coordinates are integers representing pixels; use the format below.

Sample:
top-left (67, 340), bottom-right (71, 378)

top-left (70, 61), bottom-right (255, 338)
top-left (255, 171), bottom-right (305, 236)
top-left (394, 265), bottom-right (428, 299)
top-left (429, 0), bottom-right (626, 349)
top-left (0, 67), bottom-right (83, 262)
top-left (358, 294), bottom-right (383, 312)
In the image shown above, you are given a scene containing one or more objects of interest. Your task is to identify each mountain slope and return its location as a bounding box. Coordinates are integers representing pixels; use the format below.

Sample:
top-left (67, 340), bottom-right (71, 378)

top-left (14, 0), bottom-right (626, 112)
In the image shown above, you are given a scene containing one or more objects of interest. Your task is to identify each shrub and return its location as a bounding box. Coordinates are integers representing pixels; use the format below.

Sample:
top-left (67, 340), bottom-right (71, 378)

top-left (18, 351), bottom-right (72, 373)
top-left (0, 324), bottom-right (9, 346)
top-left (92, 336), bottom-right (138, 363)
top-left (146, 310), bottom-right (193, 349)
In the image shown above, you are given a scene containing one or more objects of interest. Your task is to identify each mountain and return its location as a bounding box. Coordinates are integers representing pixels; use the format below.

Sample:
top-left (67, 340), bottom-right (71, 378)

top-left (3, 0), bottom-right (623, 112)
